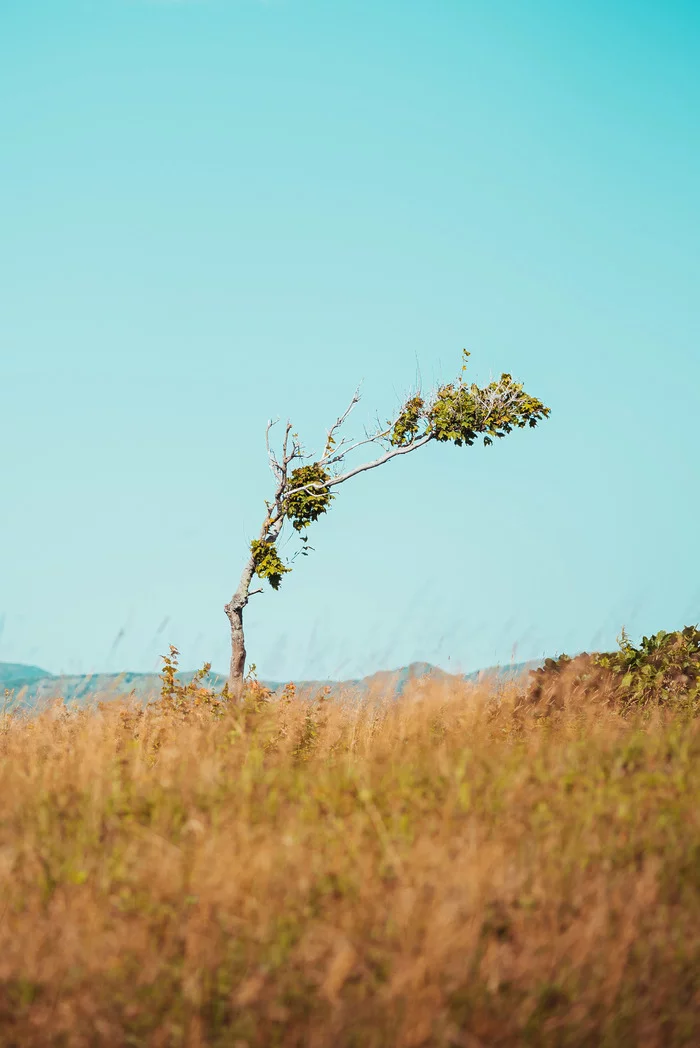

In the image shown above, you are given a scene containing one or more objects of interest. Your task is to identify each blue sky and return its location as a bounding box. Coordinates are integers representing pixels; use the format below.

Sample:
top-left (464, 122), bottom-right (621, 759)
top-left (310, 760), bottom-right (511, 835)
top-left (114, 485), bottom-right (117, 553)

top-left (2, 0), bottom-right (699, 680)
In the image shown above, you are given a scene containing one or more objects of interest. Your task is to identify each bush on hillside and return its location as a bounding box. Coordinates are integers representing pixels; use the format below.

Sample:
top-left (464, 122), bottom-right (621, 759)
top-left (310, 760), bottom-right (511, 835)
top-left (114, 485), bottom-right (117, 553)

top-left (528, 625), bottom-right (700, 714)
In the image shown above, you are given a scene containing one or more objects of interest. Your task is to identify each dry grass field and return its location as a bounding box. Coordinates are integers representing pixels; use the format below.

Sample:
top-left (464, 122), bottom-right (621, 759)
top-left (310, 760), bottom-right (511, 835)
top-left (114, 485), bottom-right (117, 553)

top-left (1, 670), bottom-right (699, 1047)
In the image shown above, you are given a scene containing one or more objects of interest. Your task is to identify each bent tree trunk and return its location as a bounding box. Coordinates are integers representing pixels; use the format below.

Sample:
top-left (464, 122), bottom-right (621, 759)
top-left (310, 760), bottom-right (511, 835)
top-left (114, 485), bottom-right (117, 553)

top-left (225, 554), bottom-right (256, 700)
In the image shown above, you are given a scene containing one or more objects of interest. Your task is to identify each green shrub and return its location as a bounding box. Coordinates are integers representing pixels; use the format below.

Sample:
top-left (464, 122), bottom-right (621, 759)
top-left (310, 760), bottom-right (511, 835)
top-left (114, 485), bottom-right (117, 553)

top-left (528, 626), bottom-right (700, 714)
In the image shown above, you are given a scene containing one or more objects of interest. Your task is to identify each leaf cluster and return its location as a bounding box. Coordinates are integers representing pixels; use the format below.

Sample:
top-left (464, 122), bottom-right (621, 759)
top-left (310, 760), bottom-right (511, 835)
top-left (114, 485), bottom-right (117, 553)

top-left (284, 463), bottom-right (335, 532)
top-left (390, 395), bottom-right (426, 447)
top-left (251, 539), bottom-right (290, 590)
top-left (389, 352), bottom-right (550, 450)
top-left (429, 372), bottom-right (550, 448)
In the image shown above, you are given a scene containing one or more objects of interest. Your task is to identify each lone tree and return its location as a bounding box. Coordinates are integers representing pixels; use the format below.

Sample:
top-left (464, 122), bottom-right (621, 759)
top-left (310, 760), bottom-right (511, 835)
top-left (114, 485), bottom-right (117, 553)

top-left (225, 351), bottom-right (550, 698)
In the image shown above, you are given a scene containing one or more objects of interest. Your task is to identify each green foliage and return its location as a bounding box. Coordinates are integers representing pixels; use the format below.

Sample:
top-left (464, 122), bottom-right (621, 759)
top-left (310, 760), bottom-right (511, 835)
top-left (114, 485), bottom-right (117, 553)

top-left (528, 626), bottom-right (700, 714)
top-left (598, 625), bottom-right (700, 712)
top-left (388, 351), bottom-right (550, 451)
top-left (428, 352), bottom-right (550, 448)
top-left (389, 394), bottom-right (426, 447)
top-left (284, 463), bottom-right (335, 532)
top-left (251, 538), bottom-right (291, 590)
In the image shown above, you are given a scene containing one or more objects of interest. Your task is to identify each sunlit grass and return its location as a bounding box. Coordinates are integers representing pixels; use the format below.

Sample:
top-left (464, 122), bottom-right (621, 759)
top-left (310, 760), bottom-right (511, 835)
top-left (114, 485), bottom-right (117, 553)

top-left (0, 675), bottom-right (698, 1046)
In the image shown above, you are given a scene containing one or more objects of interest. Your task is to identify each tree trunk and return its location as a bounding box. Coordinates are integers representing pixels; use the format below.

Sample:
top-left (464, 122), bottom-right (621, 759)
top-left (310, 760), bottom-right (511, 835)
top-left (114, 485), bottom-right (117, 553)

top-left (226, 600), bottom-right (246, 701)
top-left (225, 553), bottom-right (257, 701)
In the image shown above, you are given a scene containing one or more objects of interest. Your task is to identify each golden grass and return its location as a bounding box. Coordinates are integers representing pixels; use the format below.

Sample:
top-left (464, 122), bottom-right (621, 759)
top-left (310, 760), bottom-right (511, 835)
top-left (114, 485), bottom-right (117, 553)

top-left (1, 677), bottom-right (699, 1047)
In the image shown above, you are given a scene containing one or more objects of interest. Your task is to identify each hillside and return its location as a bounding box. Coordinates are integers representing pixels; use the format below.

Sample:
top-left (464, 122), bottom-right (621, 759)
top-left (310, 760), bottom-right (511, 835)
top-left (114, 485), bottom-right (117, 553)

top-left (0, 663), bottom-right (54, 690)
top-left (0, 658), bottom-right (542, 710)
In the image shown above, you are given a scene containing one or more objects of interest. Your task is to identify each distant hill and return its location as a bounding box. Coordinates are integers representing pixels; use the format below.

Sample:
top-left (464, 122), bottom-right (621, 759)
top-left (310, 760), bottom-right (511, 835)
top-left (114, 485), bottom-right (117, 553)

top-left (0, 662), bottom-right (54, 690)
top-left (0, 658), bottom-right (542, 713)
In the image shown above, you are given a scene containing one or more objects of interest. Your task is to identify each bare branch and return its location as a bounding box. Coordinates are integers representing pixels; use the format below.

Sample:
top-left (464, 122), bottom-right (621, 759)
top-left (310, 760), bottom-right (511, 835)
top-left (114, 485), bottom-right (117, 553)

top-left (278, 372), bottom-right (528, 507)
top-left (266, 418), bottom-right (282, 479)
top-left (285, 431), bottom-right (434, 502)
top-left (325, 431), bottom-right (434, 488)
top-left (318, 393), bottom-right (423, 470)
top-left (320, 426), bottom-right (392, 468)
top-left (265, 417), bottom-right (308, 526)
top-left (321, 384), bottom-right (363, 459)
top-left (281, 421), bottom-right (292, 467)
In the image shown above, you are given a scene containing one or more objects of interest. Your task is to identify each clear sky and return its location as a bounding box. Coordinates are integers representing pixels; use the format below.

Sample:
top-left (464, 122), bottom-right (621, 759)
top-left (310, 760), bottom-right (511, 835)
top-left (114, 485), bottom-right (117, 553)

top-left (2, 0), bottom-right (699, 681)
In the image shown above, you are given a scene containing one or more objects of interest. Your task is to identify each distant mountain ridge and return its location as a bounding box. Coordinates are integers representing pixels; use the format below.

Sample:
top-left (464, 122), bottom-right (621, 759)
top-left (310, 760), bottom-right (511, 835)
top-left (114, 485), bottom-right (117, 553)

top-left (0, 663), bottom-right (51, 689)
top-left (1, 658), bottom-right (543, 712)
